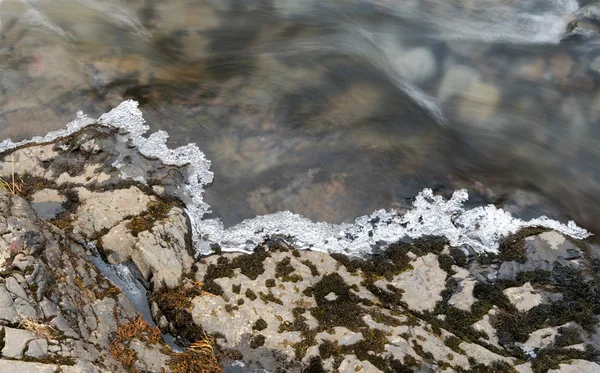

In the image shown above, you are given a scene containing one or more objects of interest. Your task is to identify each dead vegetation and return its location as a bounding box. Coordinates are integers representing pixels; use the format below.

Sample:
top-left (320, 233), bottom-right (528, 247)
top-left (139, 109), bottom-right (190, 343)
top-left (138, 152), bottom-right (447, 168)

top-left (18, 314), bottom-right (57, 339)
top-left (110, 315), bottom-right (162, 373)
top-left (0, 155), bottom-right (23, 195)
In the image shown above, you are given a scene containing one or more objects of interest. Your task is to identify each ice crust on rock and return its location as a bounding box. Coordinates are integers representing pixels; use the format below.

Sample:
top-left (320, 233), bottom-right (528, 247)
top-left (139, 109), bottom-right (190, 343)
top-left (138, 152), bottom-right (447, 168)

top-left (0, 101), bottom-right (591, 256)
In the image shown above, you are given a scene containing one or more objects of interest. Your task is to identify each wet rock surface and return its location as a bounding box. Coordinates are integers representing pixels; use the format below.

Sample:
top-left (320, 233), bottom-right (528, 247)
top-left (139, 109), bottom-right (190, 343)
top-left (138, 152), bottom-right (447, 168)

top-left (0, 126), bottom-right (599, 373)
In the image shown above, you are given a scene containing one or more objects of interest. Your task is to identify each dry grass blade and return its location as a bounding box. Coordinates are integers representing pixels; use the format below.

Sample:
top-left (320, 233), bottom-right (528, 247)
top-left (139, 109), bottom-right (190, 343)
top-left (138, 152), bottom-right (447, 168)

top-left (0, 155), bottom-right (24, 195)
top-left (18, 314), bottom-right (57, 339)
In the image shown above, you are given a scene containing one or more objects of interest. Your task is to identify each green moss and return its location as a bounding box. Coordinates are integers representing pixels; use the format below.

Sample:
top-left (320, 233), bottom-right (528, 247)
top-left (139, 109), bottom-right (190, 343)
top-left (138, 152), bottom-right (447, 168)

top-left (224, 304), bottom-right (238, 313)
top-left (250, 334), bottom-right (266, 349)
top-left (231, 284), bottom-right (241, 294)
top-left (531, 345), bottom-right (598, 373)
top-left (403, 355), bottom-right (419, 367)
top-left (253, 318), bottom-right (268, 331)
top-left (308, 273), bottom-right (366, 331)
top-left (301, 260), bottom-right (320, 277)
top-left (127, 199), bottom-right (177, 237)
top-left (473, 283), bottom-right (516, 312)
top-left (245, 289), bottom-right (257, 301)
top-left (444, 336), bottom-right (465, 354)
top-left (258, 291), bottom-right (283, 305)
top-left (275, 257), bottom-right (303, 282)
top-left (231, 249), bottom-right (271, 280)
top-left (494, 265), bottom-right (600, 346)
top-left (22, 355), bottom-right (77, 366)
top-left (438, 254), bottom-right (456, 274)
top-left (302, 357), bottom-right (326, 373)
top-left (466, 361), bottom-right (518, 373)
top-left (369, 310), bottom-right (403, 327)
top-left (499, 227), bottom-right (549, 263)
top-left (16, 173), bottom-right (59, 199)
top-left (554, 327), bottom-right (583, 348)
top-left (265, 279), bottom-right (276, 288)
top-left (412, 341), bottom-right (434, 361)
top-left (237, 298), bottom-right (245, 306)
top-left (450, 247), bottom-right (468, 267)
top-left (148, 285), bottom-right (207, 343)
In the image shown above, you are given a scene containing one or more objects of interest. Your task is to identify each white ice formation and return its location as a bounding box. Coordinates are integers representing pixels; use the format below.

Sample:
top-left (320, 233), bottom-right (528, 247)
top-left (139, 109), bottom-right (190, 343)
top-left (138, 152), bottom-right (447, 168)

top-left (0, 101), bottom-right (592, 256)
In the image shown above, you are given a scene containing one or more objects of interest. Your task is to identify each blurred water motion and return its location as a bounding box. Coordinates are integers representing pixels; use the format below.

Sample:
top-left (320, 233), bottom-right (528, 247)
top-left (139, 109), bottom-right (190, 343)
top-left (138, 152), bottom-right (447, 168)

top-left (1, 0), bottom-right (599, 233)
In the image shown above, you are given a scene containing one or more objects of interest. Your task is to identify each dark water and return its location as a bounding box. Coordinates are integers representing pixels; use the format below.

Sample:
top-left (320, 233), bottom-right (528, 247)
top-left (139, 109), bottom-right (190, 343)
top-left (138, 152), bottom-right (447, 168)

top-left (1, 0), bottom-right (600, 233)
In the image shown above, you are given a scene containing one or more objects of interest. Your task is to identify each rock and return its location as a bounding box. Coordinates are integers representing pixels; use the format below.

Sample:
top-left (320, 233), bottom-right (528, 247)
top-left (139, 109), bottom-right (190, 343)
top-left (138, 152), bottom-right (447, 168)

top-left (101, 220), bottom-right (136, 264)
top-left (457, 80), bottom-right (501, 124)
top-left (0, 144), bottom-right (56, 179)
top-left (514, 58), bottom-right (546, 81)
top-left (1, 116), bottom-right (599, 373)
top-left (459, 342), bottom-right (514, 366)
top-left (55, 165), bottom-right (111, 186)
top-left (315, 327), bottom-right (363, 346)
top-left (129, 339), bottom-right (171, 372)
top-left (437, 64), bottom-right (481, 103)
top-left (0, 360), bottom-right (57, 373)
top-left (578, 5), bottom-right (600, 25)
top-left (393, 253), bottom-right (447, 312)
top-left (515, 363), bottom-right (534, 373)
top-left (2, 327), bottom-right (36, 359)
top-left (548, 359), bottom-right (600, 373)
top-left (0, 285), bottom-right (19, 323)
top-left (448, 278), bottom-right (477, 311)
top-left (6, 276), bottom-right (28, 299)
top-left (472, 310), bottom-right (502, 349)
top-left (337, 355), bottom-right (382, 372)
top-left (393, 47), bottom-right (437, 83)
top-left (131, 207), bottom-right (193, 288)
top-left (25, 339), bottom-right (48, 358)
top-left (72, 186), bottom-right (153, 238)
top-left (498, 232), bottom-right (584, 279)
top-left (563, 20), bottom-right (600, 40)
top-left (520, 326), bottom-right (560, 350)
top-left (503, 282), bottom-right (543, 312)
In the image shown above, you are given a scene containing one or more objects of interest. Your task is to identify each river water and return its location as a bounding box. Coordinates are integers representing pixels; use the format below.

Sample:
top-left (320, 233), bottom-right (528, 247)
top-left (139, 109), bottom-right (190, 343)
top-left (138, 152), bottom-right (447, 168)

top-left (1, 0), bottom-right (600, 235)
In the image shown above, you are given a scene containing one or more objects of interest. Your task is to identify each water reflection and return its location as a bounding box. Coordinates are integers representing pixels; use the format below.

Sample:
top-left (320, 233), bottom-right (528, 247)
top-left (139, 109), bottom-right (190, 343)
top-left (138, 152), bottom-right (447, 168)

top-left (1, 0), bottom-right (599, 233)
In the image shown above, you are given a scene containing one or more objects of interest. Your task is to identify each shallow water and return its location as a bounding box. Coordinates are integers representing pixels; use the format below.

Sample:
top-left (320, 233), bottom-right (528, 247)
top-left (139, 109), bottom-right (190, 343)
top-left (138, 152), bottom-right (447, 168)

top-left (1, 0), bottom-right (600, 233)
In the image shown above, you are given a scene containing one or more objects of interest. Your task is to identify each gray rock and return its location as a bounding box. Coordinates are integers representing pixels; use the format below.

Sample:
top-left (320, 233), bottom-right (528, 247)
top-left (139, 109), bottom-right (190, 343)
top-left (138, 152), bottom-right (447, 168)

top-left (26, 338), bottom-right (49, 358)
top-left (131, 207), bottom-right (193, 288)
top-left (0, 285), bottom-right (18, 323)
top-left (578, 5), bottom-right (600, 25)
top-left (129, 339), bottom-right (171, 372)
top-left (2, 327), bottom-right (36, 358)
top-left (393, 47), bottom-right (437, 83)
top-left (0, 360), bottom-right (57, 373)
top-left (503, 282), bottom-right (543, 312)
top-left (498, 232), bottom-right (583, 279)
top-left (548, 359), bottom-right (600, 373)
top-left (72, 187), bottom-right (153, 238)
top-left (6, 276), bottom-right (28, 299)
top-left (392, 253), bottom-right (447, 312)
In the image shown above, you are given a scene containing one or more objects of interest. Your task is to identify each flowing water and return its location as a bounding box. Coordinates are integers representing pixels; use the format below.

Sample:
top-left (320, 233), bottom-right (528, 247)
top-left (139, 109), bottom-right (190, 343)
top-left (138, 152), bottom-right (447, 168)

top-left (1, 0), bottom-right (600, 235)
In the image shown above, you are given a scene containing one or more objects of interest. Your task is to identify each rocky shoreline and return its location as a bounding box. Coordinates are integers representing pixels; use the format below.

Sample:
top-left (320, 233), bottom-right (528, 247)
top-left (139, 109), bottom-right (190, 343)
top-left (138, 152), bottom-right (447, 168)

top-left (0, 120), bottom-right (599, 373)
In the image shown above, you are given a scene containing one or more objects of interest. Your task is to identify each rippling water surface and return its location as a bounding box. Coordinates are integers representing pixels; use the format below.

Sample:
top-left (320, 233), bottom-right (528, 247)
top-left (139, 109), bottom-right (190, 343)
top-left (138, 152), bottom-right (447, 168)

top-left (1, 0), bottom-right (600, 233)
